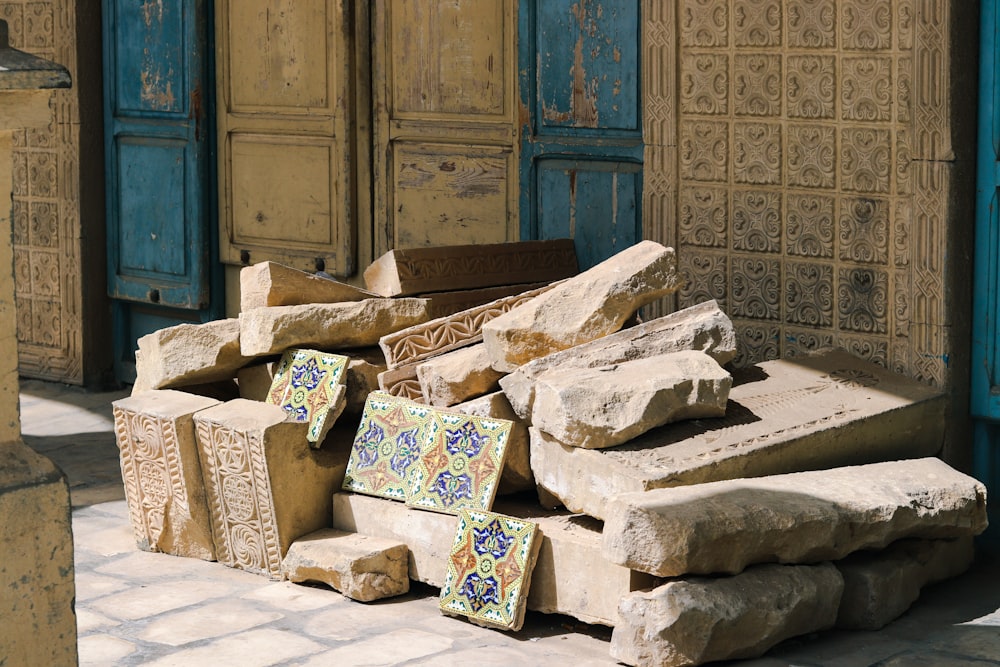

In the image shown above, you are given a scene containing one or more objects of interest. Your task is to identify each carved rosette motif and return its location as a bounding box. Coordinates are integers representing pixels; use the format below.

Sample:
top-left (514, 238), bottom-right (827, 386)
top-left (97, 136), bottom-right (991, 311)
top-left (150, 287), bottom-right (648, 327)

top-left (657, 0), bottom-right (952, 379)
top-left (197, 420), bottom-right (282, 576)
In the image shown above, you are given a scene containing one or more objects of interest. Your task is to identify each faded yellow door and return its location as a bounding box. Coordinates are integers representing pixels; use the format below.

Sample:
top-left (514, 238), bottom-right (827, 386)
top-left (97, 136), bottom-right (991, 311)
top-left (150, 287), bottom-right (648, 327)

top-left (215, 0), bottom-right (368, 276)
top-left (372, 0), bottom-right (518, 254)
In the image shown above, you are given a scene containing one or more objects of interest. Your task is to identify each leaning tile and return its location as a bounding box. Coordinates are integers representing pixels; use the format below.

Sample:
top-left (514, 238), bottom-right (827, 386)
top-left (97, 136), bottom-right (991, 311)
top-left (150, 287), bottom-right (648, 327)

top-left (439, 509), bottom-right (541, 631)
top-left (406, 412), bottom-right (511, 514)
top-left (265, 348), bottom-right (349, 444)
top-left (342, 392), bottom-right (434, 501)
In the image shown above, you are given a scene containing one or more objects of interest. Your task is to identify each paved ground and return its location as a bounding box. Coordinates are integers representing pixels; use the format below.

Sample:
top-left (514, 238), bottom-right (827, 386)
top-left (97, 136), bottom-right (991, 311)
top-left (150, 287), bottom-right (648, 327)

top-left (18, 379), bottom-right (1000, 666)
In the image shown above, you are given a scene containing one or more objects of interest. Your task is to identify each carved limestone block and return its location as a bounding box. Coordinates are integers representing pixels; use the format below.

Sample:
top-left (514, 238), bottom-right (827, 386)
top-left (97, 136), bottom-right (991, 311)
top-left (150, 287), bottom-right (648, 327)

top-left (113, 390), bottom-right (222, 560)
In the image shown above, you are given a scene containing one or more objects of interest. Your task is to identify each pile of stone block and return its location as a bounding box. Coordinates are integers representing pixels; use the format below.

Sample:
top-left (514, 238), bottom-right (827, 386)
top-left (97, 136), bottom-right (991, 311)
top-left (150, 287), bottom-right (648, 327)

top-left (113, 240), bottom-right (988, 665)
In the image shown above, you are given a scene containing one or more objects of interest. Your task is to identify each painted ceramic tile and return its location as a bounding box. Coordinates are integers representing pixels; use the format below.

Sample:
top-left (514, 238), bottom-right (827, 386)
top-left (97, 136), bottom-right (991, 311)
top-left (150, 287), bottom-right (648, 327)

top-left (342, 392), bottom-right (433, 500)
top-left (439, 509), bottom-right (541, 631)
top-left (406, 411), bottom-right (511, 515)
top-left (265, 348), bottom-right (349, 443)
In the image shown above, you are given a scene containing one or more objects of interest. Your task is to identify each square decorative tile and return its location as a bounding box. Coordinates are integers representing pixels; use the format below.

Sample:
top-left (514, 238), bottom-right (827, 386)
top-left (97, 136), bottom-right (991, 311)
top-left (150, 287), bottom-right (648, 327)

top-left (406, 411), bottom-right (511, 515)
top-left (439, 509), bottom-right (540, 631)
top-left (342, 392), bottom-right (433, 500)
top-left (266, 348), bottom-right (349, 443)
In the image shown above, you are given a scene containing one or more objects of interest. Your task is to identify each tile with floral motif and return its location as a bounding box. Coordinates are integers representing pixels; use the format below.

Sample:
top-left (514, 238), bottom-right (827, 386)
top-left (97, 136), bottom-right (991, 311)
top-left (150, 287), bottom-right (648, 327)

top-left (439, 509), bottom-right (541, 631)
top-left (265, 348), bottom-right (349, 443)
top-left (406, 411), bottom-right (510, 515)
top-left (342, 392), bottom-right (433, 500)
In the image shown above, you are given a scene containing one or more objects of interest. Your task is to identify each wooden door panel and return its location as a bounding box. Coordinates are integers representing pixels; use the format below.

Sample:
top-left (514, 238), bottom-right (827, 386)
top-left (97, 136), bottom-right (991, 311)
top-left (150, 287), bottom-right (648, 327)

top-left (113, 0), bottom-right (187, 115)
top-left (375, 0), bottom-right (517, 256)
top-left (217, 0), bottom-right (357, 274)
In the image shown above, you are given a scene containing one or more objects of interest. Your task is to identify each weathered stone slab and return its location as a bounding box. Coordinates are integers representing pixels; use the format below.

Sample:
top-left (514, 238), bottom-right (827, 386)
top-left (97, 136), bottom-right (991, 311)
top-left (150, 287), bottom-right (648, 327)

top-left (529, 350), bottom-right (731, 450)
top-left (134, 318), bottom-right (256, 392)
top-left (377, 362), bottom-right (424, 402)
top-left (482, 241), bottom-right (681, 372)
top-left (421, 282), bottom-right (551, 320)
top-left (344, 349), bottom-right (387, 415)
top-left (113, 390), bottom-right (222, 560)
top-left (836, 537), bottom-right (975, 630)
top-left (379, 283), bottom-right (554, 370)
top-left (610, 563), bottom-right (844, 667)
top-left (530, 348), bottom-right (949, 519)
top-left (237, 361), bottom-right (277, 402)
top-left (363, 239), bottom-right (578, 297)
top-left (602, 457), bottom-right (988, 578)
top-left (453, 391), bottom-right (532, 494)
top-left (332, 493), bottom-right (658, 626)
top-left (282, 528), bottom-right (409, 602)
top-left (239, 299), bottom-right (430, 357)
top-left (500, 299), bottom-right (737, 422)
top-left (240, 261), bottom-right (377, 312)
top-left (195, 399), bottom-right (351, 578)
top-left (416, 344), bottom-right (505, 407)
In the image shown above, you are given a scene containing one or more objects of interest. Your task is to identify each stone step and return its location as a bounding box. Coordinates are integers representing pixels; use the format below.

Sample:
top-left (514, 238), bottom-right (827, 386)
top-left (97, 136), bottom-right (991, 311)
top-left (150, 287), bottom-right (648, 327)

top-left (531, 348), bottom-right (947, 519)
top-left (601, 457), bottom-right (988, 578)
top-left (331, 492), bottom-right (658, 626)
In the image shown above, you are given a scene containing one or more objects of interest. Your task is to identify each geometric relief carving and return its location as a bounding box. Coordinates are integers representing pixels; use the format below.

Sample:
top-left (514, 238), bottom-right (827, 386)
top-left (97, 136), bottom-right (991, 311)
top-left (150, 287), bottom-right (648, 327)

top-left (836, 334), bottom-right (890, 368)
top-left (680, 0), bottom-right (729, 48)
top-left (679, 187), bottom-right (728, 247)
top-left (29, 200), bottom-right (58, 247)
top-left (733, 0), bottom-right (782, 47)
top-left (782, 326), bottom-right (835, 358)
top-left (678, 248), bottom-right (728, 310)
top-left (787, 124), bottom-right (836, 188)
top-left (837, 267), bottom-right (889, 334)
top-left (734, 122), bottom-right (781, 184)
top-left (732, 190), bottom-right (781, 253)
top-left (784, 260), bottom-right (833, 327)
top-left (841, 127), bottom-right (891, 193)
top-left (681, 54), bottom-right (728, 115)
top-left (842, 0), bottom-right (893, 51)
top-left (26, 150), bottom-right (56, 197)
top-left (734, 319), bottom-right (781, 368)
top-left (786, 55), bottom-right (836, 119)
top-left (734, 55), bottom-right (781, 117)
top-left (786, 0), bottom-right (836, 48)
top-left (731, 256), bottom-right (781, 320)
top-left (30, 250), bottom-right (59, 296)
top-left (786, 194), bottom-right (835, 258)
top-left (680, 120), bottom-right (729, 182)
top-left (839, 197), bottom-right (889, 264)
top-left (841, 57), bottom-right (893, 122)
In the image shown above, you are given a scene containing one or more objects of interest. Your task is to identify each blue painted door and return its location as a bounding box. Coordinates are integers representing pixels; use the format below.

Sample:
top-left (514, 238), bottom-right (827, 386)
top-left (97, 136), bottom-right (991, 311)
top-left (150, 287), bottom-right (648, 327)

top-left (103, 0), bottom-right (219, 382)
top-left (519, 0), bottom-right (643, 270)
top-left (973, 0), bottom-right (1000, 539)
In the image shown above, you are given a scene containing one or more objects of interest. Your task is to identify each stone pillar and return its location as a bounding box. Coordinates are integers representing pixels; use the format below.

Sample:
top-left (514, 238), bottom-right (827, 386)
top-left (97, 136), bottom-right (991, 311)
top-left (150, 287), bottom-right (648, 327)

top-left (0, 21), bottom-right (76, 667)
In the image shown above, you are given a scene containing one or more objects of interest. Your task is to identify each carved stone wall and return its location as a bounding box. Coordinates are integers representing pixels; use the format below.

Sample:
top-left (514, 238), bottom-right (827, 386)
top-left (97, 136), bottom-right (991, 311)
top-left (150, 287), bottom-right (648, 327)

top-left (642, 0), bottom-right (971, 393)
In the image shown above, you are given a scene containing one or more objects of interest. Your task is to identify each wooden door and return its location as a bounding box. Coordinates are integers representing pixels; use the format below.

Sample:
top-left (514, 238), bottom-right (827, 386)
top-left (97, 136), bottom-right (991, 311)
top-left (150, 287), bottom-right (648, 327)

top-left (372, 0), bottom-right (518, 254)
top-left (215, 0), bottom-right (362, 275)
top-left (518, 0), bottom-right (643, 270)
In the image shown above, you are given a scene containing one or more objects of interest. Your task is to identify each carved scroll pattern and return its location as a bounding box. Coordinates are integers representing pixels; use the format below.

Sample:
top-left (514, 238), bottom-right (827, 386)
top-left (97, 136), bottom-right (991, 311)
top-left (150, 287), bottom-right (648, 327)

top-left (196, 420), bottom-right (282, 576)
top-left (652, 0), bottom-right (955, 385)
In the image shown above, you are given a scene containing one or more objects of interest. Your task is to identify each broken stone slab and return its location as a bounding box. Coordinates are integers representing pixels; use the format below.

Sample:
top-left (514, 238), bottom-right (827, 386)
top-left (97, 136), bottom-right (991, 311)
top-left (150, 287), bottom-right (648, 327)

top-left (453, 391), bottom-right (533, 494)
top-left (602, 457), bottom-right (988, 579)
top-left (240, 261), bottom-right (377, 312)
top-left (194, 399), bottom-right (352, 578)
top-left (610, 562), bottom-right (844, 667)
top-left (344, 349), bottom-right (388, 415)
top-left (421, 282), bottom-right (552, 320)
top-left (113, 390), bottom-right (222, 560)
top-left (416, 344), bottom-right (505, 407)
top-left (282, 528), bottom-right (410, 602)
top-left (377, 362), bottom-right (424, 402)
top-left (500, 299), bottom-right (737, 422)
top-left (363, 239), bottom-right (578, 297)
top-left (836, 537), bottom-right (975, 630)
top-left (237, 361), bottom-right (277, 402)
top-left (239, 298), bottom-right (430, 357)
top-left (134, 318), bottom-right (257, 392)
top-left (332, 492), bottom-right (658, 626)
top-left (530, 348), bottom-right (949, 520)
top-left (379, 283), bottom-right (555, 370)
top-left (482, 240), bottom-right (681, 372)
top-left (528, 350), bottom-right (731, 450)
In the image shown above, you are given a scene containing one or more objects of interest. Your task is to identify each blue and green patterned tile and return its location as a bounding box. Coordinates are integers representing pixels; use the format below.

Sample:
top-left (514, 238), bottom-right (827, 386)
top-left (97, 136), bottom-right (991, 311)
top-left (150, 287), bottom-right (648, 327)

top-left (342, 392), bottom-right (433, 500)
top-left (265, 348), bottom-right (349, 443)
top-left (406, 411), bottom-right (511, 515)
top-left (439, 509), bottom-right (541, 631)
